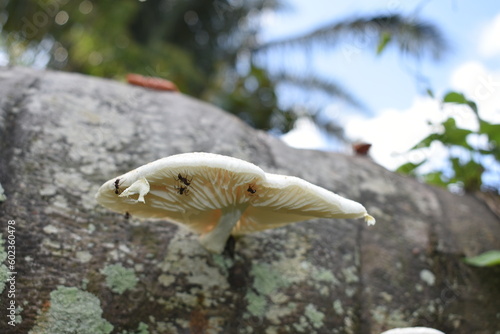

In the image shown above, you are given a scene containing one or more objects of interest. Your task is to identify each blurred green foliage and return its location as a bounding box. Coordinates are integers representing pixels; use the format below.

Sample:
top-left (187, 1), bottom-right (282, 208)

top-left (0, 0), bottom-right (446, 136)
top-left (1, 0), bottom-right (282, 127)
top-left (464, 250), bottom-right (500, 267)
top-left (396, 91), bottom-right (500, 193)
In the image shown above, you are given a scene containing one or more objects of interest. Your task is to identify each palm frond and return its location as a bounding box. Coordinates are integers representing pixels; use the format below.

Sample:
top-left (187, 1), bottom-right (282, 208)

top-left (272, 72), bottom-right (366, 110)
top-left (256, 14), bottom-right (447, 60)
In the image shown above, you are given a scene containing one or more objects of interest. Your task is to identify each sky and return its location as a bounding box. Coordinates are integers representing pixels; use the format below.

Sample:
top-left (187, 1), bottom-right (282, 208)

top-left (263, 0), bottom-right (500, 179)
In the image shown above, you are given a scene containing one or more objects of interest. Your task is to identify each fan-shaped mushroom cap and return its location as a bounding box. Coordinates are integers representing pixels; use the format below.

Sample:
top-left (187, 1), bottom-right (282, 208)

top-left (95, 152), bottom-right (375, 253)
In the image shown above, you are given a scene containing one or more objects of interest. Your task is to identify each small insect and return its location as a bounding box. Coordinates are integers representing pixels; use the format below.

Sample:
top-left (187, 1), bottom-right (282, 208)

top-left (124, 212), bottom-right (130, 220)
top-left (247, 185), bottom-right (257, 194)
top-left (175, 173), bottom-right (192, 186)
top-left (175, 185), bottom-right (190, 195)
top-left (114, 179), bottom-right (120, 194)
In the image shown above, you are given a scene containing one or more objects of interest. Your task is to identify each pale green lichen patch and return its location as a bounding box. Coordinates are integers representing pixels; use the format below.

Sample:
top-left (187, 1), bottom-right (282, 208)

top-left (29, 286), bottom-right (113, 334)
top-left (119, 321), bottom-right (149, 334)
top-left (158, 274), bottom-right (175, 287)
top-left (251, 263), bottom-right (289, 295)
top-left (156, 228), bottom-right (231, 312)
top-left (245, 291), bottom-right (267, 317)
top-left (42, 224), bottom-right (59, 234)
top-left (101, 264), bottom-right (138, 294)
top-left (313, 268), bottom-right (336, 282)
top-left (76, 251), bottom-right (92, 263)
top-left (267, 302), bottom-right (297, 325)
top-left (371, 305), bottom-right (407, 329)
top-left (0, 235), bottom-right (8, 293)
top-left (87, 223), bottom-right (96, 234)
top-left (157, 229), bottom-right (230, 290)
top-left (212, 253), bottom-right (234, 274)
top-left (44, 194), bottom-right (71, 218)
top-left (371, 298), bottom-right (460, 331)
top-left (305, 304), bottom-right (325, 329)
top-left (14, 306), bottom-right (23, 325)
top-left (239, 229), bottom-right (346, 330)
top-left (39, 184), bottom-right (57, 196)
top-left (244, 262), bottom-right (291, 318)
top-left (293, 316), bottom-right (310, 332)
top-left (81, 278), bottom-right (89, 290)
top-left (341, 266), bottom-right (359, 284)
top-left (333, 300), bottom-right (344, 315)
top-left (0, 182), bottom-right (7, 201)
top-left (41, 237), bottom-right (76, 256)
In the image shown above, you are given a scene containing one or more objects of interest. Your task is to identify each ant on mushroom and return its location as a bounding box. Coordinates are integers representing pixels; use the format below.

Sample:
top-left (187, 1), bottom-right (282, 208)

top-left (247, 184), bottom-right (257, 195)
top-left (175, 185), bottom-right (190, 196)
top-left (114, 179), bottom-right (120, 194)
top-left (175, 173), bottom-right (192, 186)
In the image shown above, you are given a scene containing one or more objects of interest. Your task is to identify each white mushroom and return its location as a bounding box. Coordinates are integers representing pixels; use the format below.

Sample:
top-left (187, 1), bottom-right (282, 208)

top-left (119, 177), bottom-right (150, 203)
top-left (380, 328), bottom-right (445, 334)
top-left (95, 152), bottom-right (375, 253)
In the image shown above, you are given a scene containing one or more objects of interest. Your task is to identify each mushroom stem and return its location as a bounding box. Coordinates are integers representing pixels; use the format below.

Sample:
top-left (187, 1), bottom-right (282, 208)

top-left (199, 205), bottom-right (248, 254)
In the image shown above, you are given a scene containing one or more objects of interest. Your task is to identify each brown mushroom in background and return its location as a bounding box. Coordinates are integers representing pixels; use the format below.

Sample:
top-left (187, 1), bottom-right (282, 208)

top-left (352, 142), bottom-right (372, 156)
top-left (126, 73), bottom-right (179, 92)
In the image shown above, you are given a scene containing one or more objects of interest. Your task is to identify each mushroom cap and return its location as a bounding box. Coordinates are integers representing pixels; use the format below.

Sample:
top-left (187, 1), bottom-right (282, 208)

top-left (236, 173), bottom-right (370, 234)
top-left (95, 152), bottom-right (373, 236)
top-left (380, 328), bottom-right (445, 334)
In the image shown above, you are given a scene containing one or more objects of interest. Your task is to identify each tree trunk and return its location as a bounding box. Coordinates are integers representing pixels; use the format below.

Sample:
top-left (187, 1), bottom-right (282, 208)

top-left (0, 67), bottom-right (499, 334)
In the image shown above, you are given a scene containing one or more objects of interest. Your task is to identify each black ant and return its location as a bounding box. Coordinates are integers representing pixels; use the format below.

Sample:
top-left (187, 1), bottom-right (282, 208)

top-left (247, 185), bottom-right (256, 194)
top-left (114, 179), bottom-right (120, 194)
top-left (175, 173), bottom-right (192, 186)
top-left (175, 185), bottom-right (190, 196)
top-left (124, 212), bottom-right (130, 220)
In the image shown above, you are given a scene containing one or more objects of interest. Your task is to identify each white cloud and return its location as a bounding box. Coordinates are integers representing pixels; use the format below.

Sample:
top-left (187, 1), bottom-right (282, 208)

top-left (344, 97), bottom-right (443, 170)
top-left (281, 117), bottom-right (329, 150)
top-left (478, 13), bottom-right (500, 58)
top-left (342, 61), bottom-right (500, 172)
top-left (450, 61), bottom-right (500, 124)
top-left (283, 60), bottom-right (500, 178)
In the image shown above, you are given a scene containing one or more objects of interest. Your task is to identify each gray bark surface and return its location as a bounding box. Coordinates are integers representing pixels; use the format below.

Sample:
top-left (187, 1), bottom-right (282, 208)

top-left (0, 67), bottom-right (499, 334)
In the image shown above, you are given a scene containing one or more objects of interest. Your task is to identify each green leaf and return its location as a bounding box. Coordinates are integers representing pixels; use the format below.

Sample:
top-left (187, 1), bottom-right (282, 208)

top-left (410, 133), bottom-right (441, 150)
top-left (491, 148), bottom-right (500, 162)
top-left (421, 171), bottom-right (449, 188)
top-left (449, 158), bottom-right (484, 192)
top-left (464, 250), bottom-right (500, 267)
top-left (440, 118), bottom-right (473, 149)
top-left (410, 118), bottom-right (472, 150)
top-left (396, 161), bottom-right (425, 175)
top-left (480, 120), bottom-right (500, 145)
top-left (376, 32), bottom-right (392, 55)
top-left (426, 88), bottom-right (434, 98)
top-left (479, 120), bottom-right (500, 160)
top-left (442, 91), bottom-right (479, 115)
top-left (443, 91), bottom-right (467, 104)
top-left (467, 101), bottom-right (478, 115)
